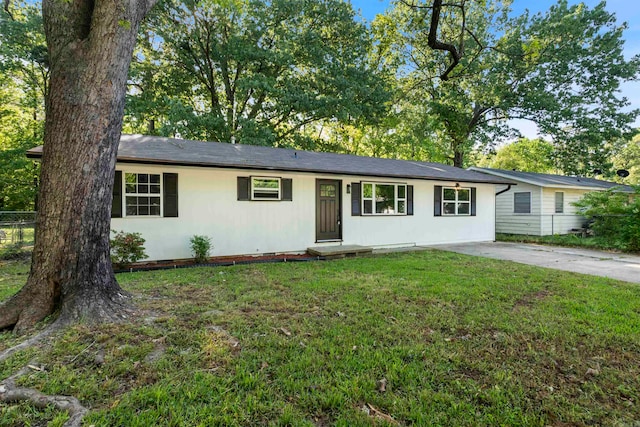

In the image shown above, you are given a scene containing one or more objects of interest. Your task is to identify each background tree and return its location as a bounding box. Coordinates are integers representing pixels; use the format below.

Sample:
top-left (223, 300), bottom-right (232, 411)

top-left (124, 0), bottom-right (390, 148)
top-left (0, 0), bottom-right (155, 332)
top-left (382, 0), bottom-right (640, 169)
top-left (476, 138), bottom-right (556, 173)
top-left (612, 133), bottom-right (640, 184)
top-left (0, 1), bottom-right (47, 210)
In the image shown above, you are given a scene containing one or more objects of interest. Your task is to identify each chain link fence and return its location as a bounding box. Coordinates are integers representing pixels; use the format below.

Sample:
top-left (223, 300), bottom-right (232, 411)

top-left (0, 211), bottom-right (36, 246)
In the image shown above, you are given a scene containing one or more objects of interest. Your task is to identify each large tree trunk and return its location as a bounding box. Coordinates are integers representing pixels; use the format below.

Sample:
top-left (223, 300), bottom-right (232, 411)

top-left (0, 0), bottom-right (155, 332)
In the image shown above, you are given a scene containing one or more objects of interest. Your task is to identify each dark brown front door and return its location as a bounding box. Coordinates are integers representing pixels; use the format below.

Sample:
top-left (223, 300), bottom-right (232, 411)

top-left (316, 179), bottom-right (341, 241)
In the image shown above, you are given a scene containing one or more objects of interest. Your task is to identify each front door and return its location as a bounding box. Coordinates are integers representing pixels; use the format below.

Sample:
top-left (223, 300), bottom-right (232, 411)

top-left (316, 179), bottom-right (342, 241)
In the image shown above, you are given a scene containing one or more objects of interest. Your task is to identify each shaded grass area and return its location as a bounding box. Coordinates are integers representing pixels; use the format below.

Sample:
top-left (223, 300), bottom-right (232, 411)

top-left (496, 232), bottom-right (639, 253)
top-left (1, 250), bottom-right (639, 426)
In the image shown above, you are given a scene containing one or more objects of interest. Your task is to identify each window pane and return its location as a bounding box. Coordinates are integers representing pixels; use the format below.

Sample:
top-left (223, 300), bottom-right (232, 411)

top-left (125, 173), bottom-right (136, 184)
top-left (126, 206), bottom-right (137, 216)
top-left (443, 188), bottom-right (456, 201)
top-left (398, 185), bottom-right (406, 198)
top-left (363, 200), bottom-right (373, 214)
top-left (555, 192), bottom-right (564, 213)
top-left (125, 183), bottom-right (136, 193)
top-left (139, 205), bottom-right (149, 215)
top-left (514, 192), bottom-right (531, 213)
top-left (458, 203), bottom-right (470, 215)
top-left (150, 205), bottom-right (160, 216)
top-left (253, 191), bottom-right (279, 199)
top-left (150, 174), bottom-right (160, 184)
top-left (363, 183), bottom-right (373, 198)
top-left (138, 184), bottom-right (148, 194)
top-left (398, 200), bottom-right (406, 214)
top-left (443, 202), bottom-right (456, 215)
top-left (138, 174), bottom-right (148, 183)
top-left (150, 184), bottom-right (161, 194)
top-left (253, 178), bottom-right (279, 189)
top-left (376, 185), bottom-right (395, 214)
top-left (126, 196), bottom-right (137, 207)
top-left (320, 184), bottom-right (336, 197)
top-left (150, 197), bottom-right (160, 207)
top-left (458, 189), bottom-right (470, 201)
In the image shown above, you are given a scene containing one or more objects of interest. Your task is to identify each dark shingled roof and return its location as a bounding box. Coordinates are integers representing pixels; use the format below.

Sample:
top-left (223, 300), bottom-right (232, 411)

top-left (27, 134), bottom-right (513, 184)
top-left (470, 167), bottom-right (634, 192)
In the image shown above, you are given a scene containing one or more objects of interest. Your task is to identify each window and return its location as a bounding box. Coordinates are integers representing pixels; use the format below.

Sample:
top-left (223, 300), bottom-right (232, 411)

top-left (441, 186), bottom-right (470, 215)
top-left (555, 192), bottom-right (564, 213)
top-left (251, 177), bottom-right (281, 200)
top-left (125, 173), bottom-right (161, 216)
top-left (361, 182), bottom-right (407, 215)
top-left (514, 192), bottom-right (531, 214)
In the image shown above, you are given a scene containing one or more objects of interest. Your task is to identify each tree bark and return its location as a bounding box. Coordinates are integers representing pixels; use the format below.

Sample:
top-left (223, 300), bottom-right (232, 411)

top-left (0, 0), bottom-right (155, 332)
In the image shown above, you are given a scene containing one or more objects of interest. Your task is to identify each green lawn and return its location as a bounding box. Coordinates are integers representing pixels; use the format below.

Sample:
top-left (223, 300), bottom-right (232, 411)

top-left (1, 250), bottom-right (639, 426)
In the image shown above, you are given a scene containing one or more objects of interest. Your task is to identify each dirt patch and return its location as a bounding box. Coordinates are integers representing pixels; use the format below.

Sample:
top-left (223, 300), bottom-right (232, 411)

top-left (513, 290), bottom-right (552, 309)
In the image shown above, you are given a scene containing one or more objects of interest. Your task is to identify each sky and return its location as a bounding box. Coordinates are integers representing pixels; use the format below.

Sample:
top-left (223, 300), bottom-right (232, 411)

top-left (349, 0), bottom-right (640, 139)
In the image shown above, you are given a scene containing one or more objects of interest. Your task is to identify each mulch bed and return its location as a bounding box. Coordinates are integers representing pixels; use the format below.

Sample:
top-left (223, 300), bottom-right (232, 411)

top-left (116, 252), bottom-right (321, 273)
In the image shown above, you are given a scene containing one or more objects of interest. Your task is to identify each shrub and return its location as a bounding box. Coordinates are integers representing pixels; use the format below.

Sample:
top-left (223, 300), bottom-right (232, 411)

top-left (190, 235), bottom-right (213, 264)
top-left (0, 242), bottom-right (30, 261)
top-left (110, 230), bottom-right (147, 268)
top-left (573, 185), bottom-right (640, 252)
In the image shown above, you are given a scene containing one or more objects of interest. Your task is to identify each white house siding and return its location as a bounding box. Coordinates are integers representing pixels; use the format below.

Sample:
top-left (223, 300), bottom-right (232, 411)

top-left (540, 187), bottom-right (589, 235)
top-left (494, 183), bottom-right (542, 235)
top-left (111, 164), bottom-right (497, 261)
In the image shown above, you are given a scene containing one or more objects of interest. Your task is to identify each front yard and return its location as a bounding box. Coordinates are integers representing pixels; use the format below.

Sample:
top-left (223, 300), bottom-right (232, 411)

top-left (1, 250), bottom-right (639, 426)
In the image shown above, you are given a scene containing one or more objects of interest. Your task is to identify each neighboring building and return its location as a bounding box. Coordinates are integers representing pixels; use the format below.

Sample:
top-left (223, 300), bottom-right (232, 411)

top-left (29, 135), bottom-right (512, 261)
top-left (469, 167), bottom-right (634, 236)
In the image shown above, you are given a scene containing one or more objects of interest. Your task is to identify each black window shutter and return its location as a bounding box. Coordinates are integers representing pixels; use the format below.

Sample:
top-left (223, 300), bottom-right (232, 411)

top-left (237, 177), bottom-right (250, 201)
top-left (471, 187), bottom-right (477, 216)
top-left (434, 185), bottom-right (442, 216)
top-left (282, 178), bottom-right (293, 201)
top-left (407, 185), bottom-right (414, 215)
top-left (351, 182), bottom-right (361, 216)
top-left (163, 173), bottom-right (178, 217)
top-left (111, 170), bottom-right (122, 218)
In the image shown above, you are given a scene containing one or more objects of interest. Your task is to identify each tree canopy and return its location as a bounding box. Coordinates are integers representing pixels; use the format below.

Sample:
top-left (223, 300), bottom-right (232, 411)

top-left (380, 0), bottom-right (640, 168)
top-left (124, 0), bottom-right (391, 148)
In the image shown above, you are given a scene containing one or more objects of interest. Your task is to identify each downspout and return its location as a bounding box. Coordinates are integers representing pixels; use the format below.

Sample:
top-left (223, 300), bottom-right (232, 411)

top-left (493, 184), bottom-right (512, 241)
top-left (495, 184), bottom-right (512, 196)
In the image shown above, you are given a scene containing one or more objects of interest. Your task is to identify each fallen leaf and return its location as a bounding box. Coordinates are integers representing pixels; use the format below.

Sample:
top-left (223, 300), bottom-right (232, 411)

top-left (378, 378), bottom-right (387, 393)
top-left (365, 403), bottom-right (398, 425)
top-left (280, 327), bottom-right (291, 336)
top-left (586, 367), bottom-right (600, 377)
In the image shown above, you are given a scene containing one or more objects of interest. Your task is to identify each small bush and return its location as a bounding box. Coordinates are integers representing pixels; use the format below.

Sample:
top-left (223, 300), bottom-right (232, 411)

top-left (0, 242), bottom-right (30, 261)
top-left (110, 230), bottom-right (147, 268)
top-left (190, 235), bottom-right (213, 264)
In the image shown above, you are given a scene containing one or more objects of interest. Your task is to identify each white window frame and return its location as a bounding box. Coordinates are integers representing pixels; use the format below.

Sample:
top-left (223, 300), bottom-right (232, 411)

top-left (124, 172), bottom-right (162, 217)
top-left (514, 191), bottom-right (532, 214)
top-left (361, 182), bottom-right (407, 216)
top-left (441, 186), bottom-right (471, 216)
top-left (251, 176), bottom-right (281, 201)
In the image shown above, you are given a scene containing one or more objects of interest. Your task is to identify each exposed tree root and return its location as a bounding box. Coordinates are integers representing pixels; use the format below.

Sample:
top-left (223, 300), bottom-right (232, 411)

top-left (0, 364), bottom-right (88, 427)
top-left (0, 322), bottom-right (61, 364)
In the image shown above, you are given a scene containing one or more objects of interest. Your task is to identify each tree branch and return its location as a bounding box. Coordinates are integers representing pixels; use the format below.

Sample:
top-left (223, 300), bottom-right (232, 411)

top-left (3, 0), bottom-right (14, 20)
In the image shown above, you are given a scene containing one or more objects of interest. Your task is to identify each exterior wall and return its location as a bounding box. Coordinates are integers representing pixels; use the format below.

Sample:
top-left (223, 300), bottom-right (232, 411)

top-left (111, 163), bottom-right (497, 261)
top-left (494, 183), bottom-right (590, 236)
top-left (540, 188), bottom-right (588, 235)
top-left (495, 183), bottom-right (542, 235)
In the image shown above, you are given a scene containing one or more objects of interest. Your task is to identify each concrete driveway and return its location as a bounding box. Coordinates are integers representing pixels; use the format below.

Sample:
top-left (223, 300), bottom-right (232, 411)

top-left (430, 241), bottom-right (640, 283)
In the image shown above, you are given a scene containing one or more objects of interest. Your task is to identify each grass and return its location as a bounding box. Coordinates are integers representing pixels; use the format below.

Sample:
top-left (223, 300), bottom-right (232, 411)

top-left (1, 250), bottom-right (639, 426)
top-left (496, 232), bottom-right (638, 253)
